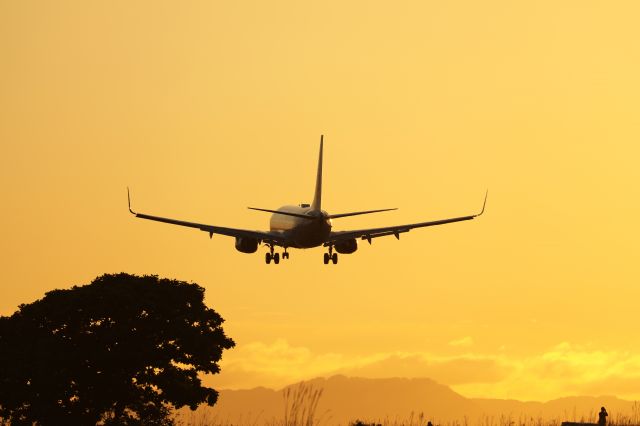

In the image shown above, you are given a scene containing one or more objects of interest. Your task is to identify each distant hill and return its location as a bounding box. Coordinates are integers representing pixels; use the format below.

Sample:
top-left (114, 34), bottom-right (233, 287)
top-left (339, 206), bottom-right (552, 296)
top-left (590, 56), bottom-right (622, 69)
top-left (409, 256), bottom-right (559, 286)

top-left (179, 375), bottom-right (637, 425)
top-left (468, 395), bottom-right (635, 421)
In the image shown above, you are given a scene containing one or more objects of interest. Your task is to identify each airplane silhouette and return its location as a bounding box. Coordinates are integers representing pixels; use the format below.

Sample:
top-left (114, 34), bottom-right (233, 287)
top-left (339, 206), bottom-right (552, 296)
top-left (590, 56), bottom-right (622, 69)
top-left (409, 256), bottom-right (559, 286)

top-left (128, 136), bottom-right (487, 264)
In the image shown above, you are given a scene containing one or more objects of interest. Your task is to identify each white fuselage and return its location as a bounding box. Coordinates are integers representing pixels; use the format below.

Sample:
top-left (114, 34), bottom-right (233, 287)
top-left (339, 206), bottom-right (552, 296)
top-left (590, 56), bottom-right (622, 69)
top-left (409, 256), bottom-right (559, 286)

top-left (269, 205), bottom-right (332, 248)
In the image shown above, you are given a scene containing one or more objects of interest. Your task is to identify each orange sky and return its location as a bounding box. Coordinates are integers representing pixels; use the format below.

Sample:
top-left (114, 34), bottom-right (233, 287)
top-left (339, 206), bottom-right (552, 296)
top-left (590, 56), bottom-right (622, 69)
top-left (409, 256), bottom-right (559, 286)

top-left (2, 1), bottom-right (640, 402)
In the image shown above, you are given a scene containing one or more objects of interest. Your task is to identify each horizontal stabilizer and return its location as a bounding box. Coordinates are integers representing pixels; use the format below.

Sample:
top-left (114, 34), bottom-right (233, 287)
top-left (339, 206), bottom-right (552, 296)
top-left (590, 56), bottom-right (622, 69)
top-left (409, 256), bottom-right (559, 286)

top-left (327, 208), bottom-right (397, 219)
top-left (248, 207), bottom-right (316, 220)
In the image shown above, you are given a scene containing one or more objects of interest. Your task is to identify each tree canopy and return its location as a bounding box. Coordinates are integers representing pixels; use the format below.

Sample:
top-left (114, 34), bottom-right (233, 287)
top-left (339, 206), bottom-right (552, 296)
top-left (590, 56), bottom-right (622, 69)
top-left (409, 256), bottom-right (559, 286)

top-left (0, 273), bottom-right (235, 425)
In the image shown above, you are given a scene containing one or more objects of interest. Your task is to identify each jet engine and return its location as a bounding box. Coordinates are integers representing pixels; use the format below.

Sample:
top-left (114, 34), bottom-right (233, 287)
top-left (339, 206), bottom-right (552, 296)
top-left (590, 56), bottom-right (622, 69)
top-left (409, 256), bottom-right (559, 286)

top-left (235, 237), bottom-right (259, 253)
top-left (334, 238), bottom-right (357, 254)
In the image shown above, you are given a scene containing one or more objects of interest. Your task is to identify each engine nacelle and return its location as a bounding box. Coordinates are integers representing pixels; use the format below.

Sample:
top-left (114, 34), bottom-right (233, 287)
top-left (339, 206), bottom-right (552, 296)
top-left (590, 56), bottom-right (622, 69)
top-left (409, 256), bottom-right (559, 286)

top-left (334, 238), bottom-right (358, 254)
top-left (235, 237), bottom-right (259, 253)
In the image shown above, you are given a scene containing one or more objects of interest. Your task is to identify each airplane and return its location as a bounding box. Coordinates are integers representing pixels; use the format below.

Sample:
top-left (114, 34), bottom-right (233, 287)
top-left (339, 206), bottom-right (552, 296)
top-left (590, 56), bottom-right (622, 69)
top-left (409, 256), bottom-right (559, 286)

top-left (127, 135), bottom-right (487, 264)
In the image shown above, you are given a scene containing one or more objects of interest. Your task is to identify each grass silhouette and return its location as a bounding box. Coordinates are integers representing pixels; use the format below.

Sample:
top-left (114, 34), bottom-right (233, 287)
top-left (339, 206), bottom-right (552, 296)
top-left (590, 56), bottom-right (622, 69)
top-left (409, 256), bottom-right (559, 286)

top-left (174, 387), bottom-right (640, 426)
top-left (281, 382), bottom-right (327, 426)
top-left (175, 381), bottom-right (328, 426)
top-left (175, 410), bottom-right (640, 426)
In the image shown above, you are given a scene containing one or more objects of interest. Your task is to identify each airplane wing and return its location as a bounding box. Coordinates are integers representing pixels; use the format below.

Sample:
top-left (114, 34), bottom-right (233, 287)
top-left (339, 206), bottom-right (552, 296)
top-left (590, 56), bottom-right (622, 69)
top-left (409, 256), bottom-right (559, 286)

top-left (128, 189), bottom-right (288, 246)
top-left (328, 192), bottom-right (487, 245)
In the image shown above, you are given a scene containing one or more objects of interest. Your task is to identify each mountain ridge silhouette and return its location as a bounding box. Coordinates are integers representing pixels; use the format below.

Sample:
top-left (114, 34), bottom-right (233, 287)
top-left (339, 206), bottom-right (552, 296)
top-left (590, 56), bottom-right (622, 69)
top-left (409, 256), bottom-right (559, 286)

top-left (196, 375), bottom-right (636, 425)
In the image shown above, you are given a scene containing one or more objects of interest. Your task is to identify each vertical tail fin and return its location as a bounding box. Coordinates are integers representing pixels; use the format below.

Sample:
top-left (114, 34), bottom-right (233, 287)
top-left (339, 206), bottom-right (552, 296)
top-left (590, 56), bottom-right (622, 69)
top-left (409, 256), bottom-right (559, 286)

top-left (310, 135), bottom-right (323, 211)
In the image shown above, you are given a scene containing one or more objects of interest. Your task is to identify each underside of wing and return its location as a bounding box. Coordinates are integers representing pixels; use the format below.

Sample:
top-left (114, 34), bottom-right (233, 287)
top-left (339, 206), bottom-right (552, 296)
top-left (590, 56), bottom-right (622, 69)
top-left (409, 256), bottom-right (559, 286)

top-left (133, 211), bottom-right (288, 246)
top-left (328, 192), bottom-right (488, 245)
top-left (328, 214), bottom-right (475, 244)
top-left (128, 189), bottom-right (288, 247)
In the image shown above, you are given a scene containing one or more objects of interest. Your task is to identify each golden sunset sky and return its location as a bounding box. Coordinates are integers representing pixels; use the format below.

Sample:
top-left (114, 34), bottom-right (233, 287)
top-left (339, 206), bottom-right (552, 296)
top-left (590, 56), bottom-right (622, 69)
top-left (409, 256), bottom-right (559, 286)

top-left (2, 1), bottom-right (640, 402)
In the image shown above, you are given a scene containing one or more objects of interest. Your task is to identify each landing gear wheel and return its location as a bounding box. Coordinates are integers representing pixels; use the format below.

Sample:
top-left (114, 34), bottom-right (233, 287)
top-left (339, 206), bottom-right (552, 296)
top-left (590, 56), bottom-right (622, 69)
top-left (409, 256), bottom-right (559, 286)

top-left (331, 253), bottom-right (338, 264)
top-left (265, 252), bottom-right (272, 264)
top-left (323, 253), bottom-right (330, 264)
top-left (273, 253), bottom-right (280, 264)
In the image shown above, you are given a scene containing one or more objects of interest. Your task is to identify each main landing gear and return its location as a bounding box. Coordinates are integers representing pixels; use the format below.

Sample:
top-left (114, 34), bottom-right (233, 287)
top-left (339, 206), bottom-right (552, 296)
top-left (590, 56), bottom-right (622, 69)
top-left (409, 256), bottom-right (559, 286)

top-left (323, 245), bottom-right (338, 265)
top-left (265, 252), bottom-right (279, 264)
top-left (265, 246), bottom-right (289, 264)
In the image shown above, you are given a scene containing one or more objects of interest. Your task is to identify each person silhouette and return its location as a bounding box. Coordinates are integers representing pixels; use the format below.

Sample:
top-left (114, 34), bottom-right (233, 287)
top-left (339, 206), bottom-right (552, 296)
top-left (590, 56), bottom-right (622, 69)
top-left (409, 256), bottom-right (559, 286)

top-left (598, 407), bottom-right (608, 426)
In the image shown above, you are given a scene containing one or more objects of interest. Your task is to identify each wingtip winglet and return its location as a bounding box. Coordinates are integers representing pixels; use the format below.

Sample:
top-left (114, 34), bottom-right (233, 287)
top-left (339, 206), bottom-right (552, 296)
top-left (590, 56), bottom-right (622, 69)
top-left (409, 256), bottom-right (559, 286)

top-left (127, 187), bottom-right (136, 215)
top-left (477, 190), bottom-right (488, 217)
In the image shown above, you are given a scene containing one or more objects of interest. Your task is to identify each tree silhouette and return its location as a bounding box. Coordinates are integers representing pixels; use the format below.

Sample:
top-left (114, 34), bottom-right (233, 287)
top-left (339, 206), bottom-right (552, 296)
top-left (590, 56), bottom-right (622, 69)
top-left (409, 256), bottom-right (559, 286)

top-left (0, 273), bottom-right (235, 425)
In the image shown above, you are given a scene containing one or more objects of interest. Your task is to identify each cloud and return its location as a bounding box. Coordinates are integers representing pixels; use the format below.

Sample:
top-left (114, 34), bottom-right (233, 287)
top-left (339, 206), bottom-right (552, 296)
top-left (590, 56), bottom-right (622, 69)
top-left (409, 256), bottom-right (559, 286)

top-left (456, 342), bottom-right (640, 401)
top-left (576, 376), bottom-right (640, 396)
top-left (210, 339), bottom-right (350, 389)
top-left (208, 340), bottom-right (640, 401)
top-left (334, 353), bottom-right (509, 385)
top-left (210, 339), bottom-right (510, 389)
top-left (449, 336), bottom-right (474, 347)
top-left (531, 342), bottom-right (640, 397)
